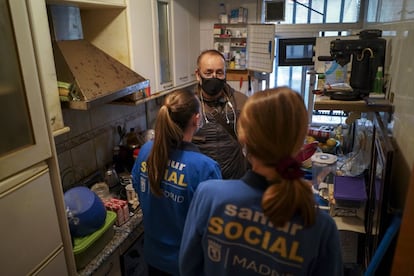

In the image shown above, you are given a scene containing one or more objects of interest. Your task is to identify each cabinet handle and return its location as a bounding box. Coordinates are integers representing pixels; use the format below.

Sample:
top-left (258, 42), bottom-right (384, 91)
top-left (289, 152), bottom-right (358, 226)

top-left (179, 76), bottom-right (188, 81)
top-left (163, 84), bottom-right (173, 89)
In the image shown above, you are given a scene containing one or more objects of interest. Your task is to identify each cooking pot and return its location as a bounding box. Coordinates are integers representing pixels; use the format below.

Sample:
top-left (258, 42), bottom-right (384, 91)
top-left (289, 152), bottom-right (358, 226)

top-left (64, 186), bottom-right (107, 237)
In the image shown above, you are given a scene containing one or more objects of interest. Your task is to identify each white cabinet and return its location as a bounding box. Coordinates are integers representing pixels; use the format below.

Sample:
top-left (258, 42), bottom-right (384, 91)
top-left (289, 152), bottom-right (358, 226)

top-left (128, 0), bottom-right (156, 88)
top-left (129, 0), bottom-right (199, 94)
top-left (37, 250), bottom-right (68, 276)
top-left (171, 0), bottom-right (199, 87)
top-left (1, 0), bottom-right (52, 182)
top-left (129, 0), bottom-right (173, 93)
top-left (214, 23), bottom-right (248, 70)
top-left (27, 0), bottom-right (66, 135)
top-left (214, 23), bottom-right (275, 73)
top-left (0, 0), bottom-right (74, 273)
top-left (46, 0), bottom-right (126, 7)
top-left (0, 164), bottom-right (67, 275)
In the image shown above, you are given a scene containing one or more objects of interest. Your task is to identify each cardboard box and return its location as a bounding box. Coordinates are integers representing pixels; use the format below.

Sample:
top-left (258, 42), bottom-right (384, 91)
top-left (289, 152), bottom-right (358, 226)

top-left (334, 176), bottom-right (367, 208)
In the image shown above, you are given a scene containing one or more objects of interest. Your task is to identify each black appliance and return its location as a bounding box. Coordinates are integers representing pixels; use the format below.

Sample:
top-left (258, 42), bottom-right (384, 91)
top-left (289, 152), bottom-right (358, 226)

top-left (328, 29), bottom-right (386, 100)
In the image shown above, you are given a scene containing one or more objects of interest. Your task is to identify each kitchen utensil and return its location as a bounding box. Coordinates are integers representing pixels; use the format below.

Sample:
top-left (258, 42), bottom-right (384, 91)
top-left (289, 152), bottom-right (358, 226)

top-left (125, 184), bottom-right (138, 203)
top-left (91, 182), bottom-right (110, 201)
top-left (104, 168), bottom-right (119, 188)
top-left (117, 125), bottom-right (126, 145)
top-left (64, 186), bottom-right (107, 237)
top-left (72, 211), bottom-right (116, 269)
top-left (311, 153), bottom-right (337, 191)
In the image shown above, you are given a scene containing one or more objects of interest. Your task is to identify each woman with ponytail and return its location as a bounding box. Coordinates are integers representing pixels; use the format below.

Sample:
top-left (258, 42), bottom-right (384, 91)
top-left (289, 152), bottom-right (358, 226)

top-left (179, 87), bottom-right (343, 276)
top-left (132, 89), bottom-right (222, 275)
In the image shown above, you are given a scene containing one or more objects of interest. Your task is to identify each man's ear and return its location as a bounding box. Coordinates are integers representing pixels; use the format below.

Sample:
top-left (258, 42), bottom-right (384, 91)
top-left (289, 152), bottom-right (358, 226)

top-left (195, 69), bottom-right (201, 82)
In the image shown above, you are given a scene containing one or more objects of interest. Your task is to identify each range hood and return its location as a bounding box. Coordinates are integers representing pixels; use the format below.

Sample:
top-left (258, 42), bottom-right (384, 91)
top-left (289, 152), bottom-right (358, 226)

top-left (48, 5), bottom-right (149, 110)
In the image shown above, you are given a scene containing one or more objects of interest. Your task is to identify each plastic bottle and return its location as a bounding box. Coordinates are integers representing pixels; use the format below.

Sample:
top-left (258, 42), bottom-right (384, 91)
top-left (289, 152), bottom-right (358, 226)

top-left (373, 66), bottom-right (384, 94)
top-left (219, 3), bottom-right (228, 23)
top-left (317, 74), bottom-right (326, 90)
top-left (219, 3), bottom-right (226, 15)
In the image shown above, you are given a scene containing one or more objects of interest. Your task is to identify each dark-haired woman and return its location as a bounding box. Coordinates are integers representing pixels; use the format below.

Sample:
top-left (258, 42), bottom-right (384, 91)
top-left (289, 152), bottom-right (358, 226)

top-left (132, 89), bottom-right (222, 275)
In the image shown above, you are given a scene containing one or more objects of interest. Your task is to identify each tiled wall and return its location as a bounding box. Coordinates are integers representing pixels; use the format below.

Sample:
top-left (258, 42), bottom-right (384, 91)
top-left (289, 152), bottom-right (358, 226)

top-left (54, 99), bottom-right (161, 191)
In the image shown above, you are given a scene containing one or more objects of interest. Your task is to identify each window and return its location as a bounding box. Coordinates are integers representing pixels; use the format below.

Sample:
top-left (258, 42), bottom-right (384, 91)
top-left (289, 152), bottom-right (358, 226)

top-left (264, 0), bottom-right (286, 22)
top-left (264, 0), bottom-right (361, 24)
top-left (262, 0), bottom-right (361, 124)
top-left (278, 38), bottom-right (316, 66)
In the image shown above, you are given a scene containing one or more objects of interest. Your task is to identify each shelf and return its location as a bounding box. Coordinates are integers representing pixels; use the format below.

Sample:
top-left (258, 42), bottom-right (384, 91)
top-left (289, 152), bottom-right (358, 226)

top-left (214, 23), bottom-right (247, 27)
top-left (214, 36), bottom-right (247, 39)
top-left (226, 70), bottom-right (249, 81)
top-left (314, 95), bottom-right (393, 113)
top-left (110, 81), bottom-right (197, 106)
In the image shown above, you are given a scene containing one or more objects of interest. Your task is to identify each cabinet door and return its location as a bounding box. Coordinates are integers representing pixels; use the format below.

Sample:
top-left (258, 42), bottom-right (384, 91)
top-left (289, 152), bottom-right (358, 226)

top-left (128, 0), bottom-right (157, 91)
top-left (36, 250), bottom-right (68, 276)
top-left (187, 0), bottom-right (200, 82)
top-left (172, 0), bottom-right (190, 86)
top-left (129, 0), bottom-right (173, 93)
top-left (26, 0), bottom-right (65, 134)
top-left (0, 165), bottom-right (66, 275)
top-left (0, 0), bottom-right (52, 181)
top-left (94, 250), bottom-right (122, 276)
top-left (171, 0), bottom-right (199, 87)
top-left (155, 0), bottom-right (174, 92)
top-left (247, 24), bottom-right (276, 73)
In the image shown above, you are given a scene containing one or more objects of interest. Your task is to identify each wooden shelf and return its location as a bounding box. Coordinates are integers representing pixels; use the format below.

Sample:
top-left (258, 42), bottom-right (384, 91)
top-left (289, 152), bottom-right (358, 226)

top-left (226, 69), bottom-right (249, 81)
top-left (314, 95), bottom-right (393, 113)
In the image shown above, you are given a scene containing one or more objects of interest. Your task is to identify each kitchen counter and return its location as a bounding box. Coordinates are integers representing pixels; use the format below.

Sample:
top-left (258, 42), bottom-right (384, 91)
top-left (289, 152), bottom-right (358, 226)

top-left (77, 209), bottom-right (143, 276)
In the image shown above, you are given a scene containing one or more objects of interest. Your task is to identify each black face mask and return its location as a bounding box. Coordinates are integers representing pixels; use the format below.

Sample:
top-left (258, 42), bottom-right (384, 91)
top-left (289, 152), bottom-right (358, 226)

top-left (201, 77), bottom-right (226, 96)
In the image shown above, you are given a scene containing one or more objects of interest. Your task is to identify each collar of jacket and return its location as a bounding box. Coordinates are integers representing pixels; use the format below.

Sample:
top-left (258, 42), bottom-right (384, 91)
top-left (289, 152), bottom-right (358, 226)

top-left (241, 170), bottom-right (271, 191)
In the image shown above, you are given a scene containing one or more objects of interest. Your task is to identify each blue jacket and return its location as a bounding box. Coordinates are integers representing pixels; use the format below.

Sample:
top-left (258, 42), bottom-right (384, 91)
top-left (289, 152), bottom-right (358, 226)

top-left (179, 170), bottom-right (343, 276)
top-left (132, 141), bottom-right (222, 275)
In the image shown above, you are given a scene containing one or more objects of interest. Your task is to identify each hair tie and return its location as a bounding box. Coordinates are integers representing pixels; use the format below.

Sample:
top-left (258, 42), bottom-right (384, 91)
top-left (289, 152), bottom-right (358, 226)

top-left (275, 157), bottom-right (304, 180)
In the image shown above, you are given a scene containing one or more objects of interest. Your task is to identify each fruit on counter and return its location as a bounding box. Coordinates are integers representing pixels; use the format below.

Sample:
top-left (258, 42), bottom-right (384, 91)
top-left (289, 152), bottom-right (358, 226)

top-left (305, 135), bottom-right (316, 144)
top-left (319, 139), bottom-right (339, 153)
top-left (321, 144), bottom-right (330, 152)
top-left (326, 138), bottom-right (337, 147)
top-left (306, 135), bottom-right (338, 153)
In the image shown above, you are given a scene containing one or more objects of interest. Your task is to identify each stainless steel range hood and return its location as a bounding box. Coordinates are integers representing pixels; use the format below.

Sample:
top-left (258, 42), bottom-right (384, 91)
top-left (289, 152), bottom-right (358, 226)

top-left (48, 5), bottom-right (149, 110)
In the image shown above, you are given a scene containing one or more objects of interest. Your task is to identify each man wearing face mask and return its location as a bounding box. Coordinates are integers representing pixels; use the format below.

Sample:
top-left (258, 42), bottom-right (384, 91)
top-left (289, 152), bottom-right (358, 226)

top-left (192, 49), bottom-right (249, 179)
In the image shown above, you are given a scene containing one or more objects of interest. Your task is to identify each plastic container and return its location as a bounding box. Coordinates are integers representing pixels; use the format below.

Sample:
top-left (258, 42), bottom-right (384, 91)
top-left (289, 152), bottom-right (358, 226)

top-left (90, 182), bottom-right (110, 201)
top-left (317, 74), bottom-right (325, 90)
top-left (73, 211), bottom-right (117, 270)
top-left (64, 186), bottom-right (107, 237)
top-left (373, 66), bottom-right (384, 94)
top-left (334, 176), bottom-right (367, 208)
top-left (311, 153), bottom-right (337, 191)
